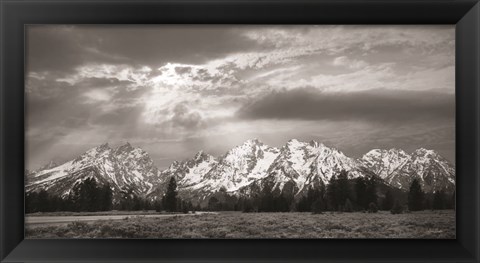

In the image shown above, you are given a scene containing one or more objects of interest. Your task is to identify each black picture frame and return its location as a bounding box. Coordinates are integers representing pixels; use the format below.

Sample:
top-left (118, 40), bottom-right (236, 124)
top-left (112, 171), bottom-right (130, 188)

top-left (1, 0), bottom-right (479, 262)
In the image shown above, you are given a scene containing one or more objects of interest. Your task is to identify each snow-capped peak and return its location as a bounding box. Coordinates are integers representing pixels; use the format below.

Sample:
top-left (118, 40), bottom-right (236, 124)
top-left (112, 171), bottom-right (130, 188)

top-left (286, 138), bottom-right (304, 146)
top-left (115, 142), bottom-right (134, 154)
top-left (244, 138), bottom-right (262, 146)
top-left (167, 161), bottom-right (180, 170)
top-left (82, 143), bottom-right (112, 158)
top-left (193, 150), bottom-right (214, 162)
top-left (37, 160), bottom-right (59, 171)
top-left (309, 140), bottom-right (323, 148)
top-left (412, 148), bottom-right (438, 158)
top-left (98, 142), bottom-right (110, 150)
top-left (364, 148), bottom-right (382, 157)
top-left (27, 140), bottom-right (456, 204)
top-left (361, 147), bottom-right (454, 191)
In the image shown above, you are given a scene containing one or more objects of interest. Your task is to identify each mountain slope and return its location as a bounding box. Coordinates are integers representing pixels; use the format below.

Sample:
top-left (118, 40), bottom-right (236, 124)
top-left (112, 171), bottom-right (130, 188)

top-left (27, 140), bottom-right (456, 203)
top-left (194, 139), bottom-right (280, 192)
top-left (361, 148), bottom-right (455, 192)
top-left (26, 143), bottom-right (162, 198)
top-left (246, 139), bottom-right (368, 196)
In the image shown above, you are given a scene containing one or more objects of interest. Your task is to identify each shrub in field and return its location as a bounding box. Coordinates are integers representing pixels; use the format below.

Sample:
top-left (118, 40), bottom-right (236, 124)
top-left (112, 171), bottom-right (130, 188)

top-left (26, 210), bottom-right (456, 239)
top-left (368, 202), bottom-right (378, 213)
top-left (391, 200), bottom-right (404, 214)
top-left (68, 221), bottom-right (91, 233)
top-left (100, 224), bottom-right (114, 237)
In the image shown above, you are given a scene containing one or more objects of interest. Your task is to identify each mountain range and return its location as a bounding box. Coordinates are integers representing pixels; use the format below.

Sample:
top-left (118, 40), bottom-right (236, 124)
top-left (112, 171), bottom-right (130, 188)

top-left (26, 139), bottom-right (456, 203)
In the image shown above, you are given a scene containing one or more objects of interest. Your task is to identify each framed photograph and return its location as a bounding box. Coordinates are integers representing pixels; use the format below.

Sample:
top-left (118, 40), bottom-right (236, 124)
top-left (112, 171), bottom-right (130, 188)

top-left (1, 0), bottom-right (479, 262)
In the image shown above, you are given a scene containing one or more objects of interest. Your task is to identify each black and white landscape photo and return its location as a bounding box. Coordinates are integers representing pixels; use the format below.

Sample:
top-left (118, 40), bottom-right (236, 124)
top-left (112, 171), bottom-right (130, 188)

top-left (25, 25), bottom-right (455, 239)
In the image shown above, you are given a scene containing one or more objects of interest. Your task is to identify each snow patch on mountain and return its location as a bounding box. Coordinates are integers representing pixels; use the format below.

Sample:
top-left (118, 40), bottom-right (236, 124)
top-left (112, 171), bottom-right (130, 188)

top-left (27, 139), bottom-right (456, 202)
top-left (361, 148), bottom-right (455, 191)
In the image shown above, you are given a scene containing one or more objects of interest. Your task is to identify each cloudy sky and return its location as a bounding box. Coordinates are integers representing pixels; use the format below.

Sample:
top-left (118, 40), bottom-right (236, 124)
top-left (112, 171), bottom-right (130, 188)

top-left (26, 25), bottom-right (455, 170)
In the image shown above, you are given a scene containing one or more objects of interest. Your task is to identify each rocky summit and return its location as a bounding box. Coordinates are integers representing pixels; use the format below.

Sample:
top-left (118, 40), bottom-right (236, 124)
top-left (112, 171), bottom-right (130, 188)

top-left (26, 139), bottom-right (455, 202)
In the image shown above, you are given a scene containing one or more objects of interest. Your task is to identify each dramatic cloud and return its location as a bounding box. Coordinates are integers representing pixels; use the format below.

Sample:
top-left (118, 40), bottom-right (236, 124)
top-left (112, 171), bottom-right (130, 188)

top-left (27, 25), bottom-right (266, 73)
top-left (171, 103), bottom-right (205, 129)
top-left (237, 88), bottom-right (454, 123)
top-left (25, 25), bottom-right (455, 169)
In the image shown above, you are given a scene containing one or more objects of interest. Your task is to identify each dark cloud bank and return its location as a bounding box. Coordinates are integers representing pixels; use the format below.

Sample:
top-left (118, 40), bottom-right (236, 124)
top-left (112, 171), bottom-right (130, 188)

top-left (27, 25), bottom-right (266, 73)
top-left (237, 88), bottom-right (454, 123)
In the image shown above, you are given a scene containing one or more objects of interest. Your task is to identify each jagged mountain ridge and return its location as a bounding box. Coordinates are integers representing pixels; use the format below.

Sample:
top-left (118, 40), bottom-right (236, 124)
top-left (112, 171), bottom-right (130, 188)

top-left (261, 139), bottom-right (367, 196)
top-left (361, 148), bottom-right (455, 192)
top-left (26, 139), bottom-right (456, 202)
top-left (26, 143), bottom-right (163, 198)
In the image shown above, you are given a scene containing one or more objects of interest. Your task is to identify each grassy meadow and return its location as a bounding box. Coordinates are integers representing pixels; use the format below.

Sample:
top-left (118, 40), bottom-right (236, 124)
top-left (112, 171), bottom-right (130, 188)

top-left (25, 210), bottom-right (455, 239)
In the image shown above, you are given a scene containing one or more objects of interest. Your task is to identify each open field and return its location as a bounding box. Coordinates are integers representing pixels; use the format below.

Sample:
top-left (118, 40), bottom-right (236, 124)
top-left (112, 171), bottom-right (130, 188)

top-left (25, 212), bottom-right (216, 228)
top-left (25, 210), bottom-right (455, 239)
top-left (26, 210), bottom-right (169, 217)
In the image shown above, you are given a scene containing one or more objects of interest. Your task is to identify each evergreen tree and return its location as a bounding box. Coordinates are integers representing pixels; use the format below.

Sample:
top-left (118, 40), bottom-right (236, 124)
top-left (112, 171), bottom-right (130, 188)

top-left (273, 194), bottom-right (290, 212)
top-left (119, 186), bottom-right (139, 211)
top-left (326, 174), bottom-right (338, 211)
top-left (408, 178), bottom-right (424, 211)
top-left (70, 178), bottom-right (101, 212)
top-left (185, 200), bottom-right (193, 212)
top-left (26, 192), bottom-right (39, 213)
top-left (142, 199), bottom-right (153, 210)
top-left (306, 186), bottom-right (321, 209)
top-left (368, 202), bottom-right (378, 213)
top-left (208, 196), bottom-right (220, 211)
top-left (390, 199), bottom-right (404, 214)
top-left (223, 194), bottom-right (238, 211)
top-left (296, 196), bottom-right (309, 212)
top-left (451, 191), bottom-right (456, 210)
top-left (154, 199), bottom-right (163, 212)
top-left (311, 199), bottom-right (324, 214)
top-left (354, 177), bottom-right (367, 210)
top-left (132, 195), bottom-right (143, 211)
top-left (85, 178), bottom-right (100, 211)
top-left (37, 189), bottom-right (51, 212)
top-left (424, 194), bottom-right (433, 210)
top-left (240, 198), bottom-right (254, 213)
top-left (336, 170), bottom-right (350, 211)
top-left (164, 177), bottom-right (178, 212)
top-left (99, 184), bottom-right (113, 211)
top-left (49, 195), bottom-right (62, 212)
top-left (433, 189), bottom-right (446, 210)
top-left (365, 176), bottom-right (377, 207)
top-left (234, 197), bottom-right (244, 211)
top-left (318, 183), bottom-right (327, 210)
top-left (381, 189), bottom-right (394, 211)
top-left (343, 198), bottom-right (353, 212)
top-left (259, 182), bottom-right (274, 212)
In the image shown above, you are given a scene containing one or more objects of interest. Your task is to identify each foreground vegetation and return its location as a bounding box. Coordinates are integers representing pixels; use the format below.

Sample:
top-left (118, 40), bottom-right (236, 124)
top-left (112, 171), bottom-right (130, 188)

top-left (26, 210), bottom-right (174, 217)
top-left (26, 210), bottom-right (455, 239)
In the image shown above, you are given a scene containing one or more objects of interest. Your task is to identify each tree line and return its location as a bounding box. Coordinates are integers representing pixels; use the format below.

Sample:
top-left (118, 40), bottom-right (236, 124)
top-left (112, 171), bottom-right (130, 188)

top-left (25, 176), bottom-right (194, 213)
top-left (204, 172), bottom-right (455, 214)
top-left (221, 170), bottom-right (383, 213)
top-left (25, 173), bottom-right (454, 213)
top-left (26, 178), bottom-right (113, 213)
